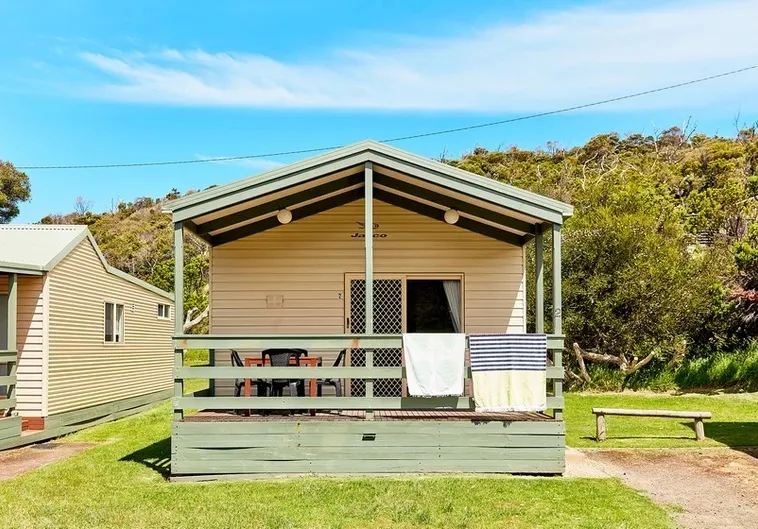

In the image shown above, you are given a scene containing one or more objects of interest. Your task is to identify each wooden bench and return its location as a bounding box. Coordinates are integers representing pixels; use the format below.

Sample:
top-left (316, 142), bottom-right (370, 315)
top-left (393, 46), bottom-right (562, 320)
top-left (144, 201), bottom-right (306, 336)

top-left (592, 408), bottom-right (712, 441)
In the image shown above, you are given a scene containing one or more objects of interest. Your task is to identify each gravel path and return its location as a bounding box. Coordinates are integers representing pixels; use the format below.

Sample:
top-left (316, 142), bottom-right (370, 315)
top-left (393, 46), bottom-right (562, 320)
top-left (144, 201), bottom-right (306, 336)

top-left (567, 447), bottom-right (758, 529)
top-left (0, 442), bottom-right (96, 480)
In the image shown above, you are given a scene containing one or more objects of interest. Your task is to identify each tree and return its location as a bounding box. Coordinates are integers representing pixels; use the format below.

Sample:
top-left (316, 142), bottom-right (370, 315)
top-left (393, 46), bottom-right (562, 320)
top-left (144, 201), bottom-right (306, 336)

top-left (448, 129), bottom-right (747, 384)
top-left (0, 161), bottom-right (31, 223)
top-left (74, 196), bottom-right (94, 215)
top-left (41, 191), bottom-right (210, 334)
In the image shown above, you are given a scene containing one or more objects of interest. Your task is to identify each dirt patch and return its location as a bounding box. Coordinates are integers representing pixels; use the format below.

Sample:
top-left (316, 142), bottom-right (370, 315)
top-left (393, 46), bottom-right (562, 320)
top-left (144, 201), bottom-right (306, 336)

top-left (583, 448), bottom-right (758, 529)
top-left (0, 442), bottom-right (96, 480)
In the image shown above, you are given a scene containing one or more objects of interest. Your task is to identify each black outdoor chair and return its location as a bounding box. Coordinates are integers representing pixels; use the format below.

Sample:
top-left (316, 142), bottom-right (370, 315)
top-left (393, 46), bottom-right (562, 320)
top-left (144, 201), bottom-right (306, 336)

top-left (231, 349), bottom-right (269, 397)
top-left (317, 349), bottom-right (345, 397)
top-left (261, 349), bottom-right (303, 397)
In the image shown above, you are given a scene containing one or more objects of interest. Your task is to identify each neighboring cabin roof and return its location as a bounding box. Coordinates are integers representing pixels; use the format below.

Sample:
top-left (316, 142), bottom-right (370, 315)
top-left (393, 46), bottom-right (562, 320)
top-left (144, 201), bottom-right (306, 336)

top-left (163, 140), bottom-right (574, 224)
top-left (0, 225), bottom-right (173, 301)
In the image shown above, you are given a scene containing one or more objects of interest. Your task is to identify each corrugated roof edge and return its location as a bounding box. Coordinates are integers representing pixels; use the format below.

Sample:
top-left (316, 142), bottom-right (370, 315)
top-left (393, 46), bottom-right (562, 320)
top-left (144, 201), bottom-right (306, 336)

top-left (0, 260), bottom-right (46, 275)
top-left (162, 140), bottom-right (574, 218)
top-left (86, 231), bottom-right (174, 301)
top-left (25, 226), bottom-right (174, 301)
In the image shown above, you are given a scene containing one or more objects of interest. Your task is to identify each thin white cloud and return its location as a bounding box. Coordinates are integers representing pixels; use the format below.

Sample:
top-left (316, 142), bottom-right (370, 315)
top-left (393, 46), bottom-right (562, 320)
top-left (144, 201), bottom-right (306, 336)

top-left (76, 0), bottom-right (758, 111)
top-left (194, 154), bottom-right (284, 171)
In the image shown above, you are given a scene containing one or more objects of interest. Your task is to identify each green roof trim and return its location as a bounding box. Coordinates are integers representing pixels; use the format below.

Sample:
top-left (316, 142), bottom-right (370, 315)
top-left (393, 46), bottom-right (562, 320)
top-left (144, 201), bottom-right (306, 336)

top-left (163, 140), bottom-right (573, 225)
top-left (0, 225), bottom-right (173, 301)
top-left (0, 261), bottom-right (45, 275)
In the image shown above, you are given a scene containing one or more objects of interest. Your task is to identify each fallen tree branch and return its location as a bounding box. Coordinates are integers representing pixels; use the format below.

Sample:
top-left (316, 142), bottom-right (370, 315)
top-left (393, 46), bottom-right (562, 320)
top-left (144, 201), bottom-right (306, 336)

top-left (572, 342), bottom-right (624, 367)
top-left (667, 340), bottom-right (687, 369)
top-left (573, 342), bottom-right (660, 379)
top-left (622, 350), bottom-right (656, 376)
top-left (183, 306), bottom-right (209, 333)
top-left (572, 343), bottom-right (592, 382)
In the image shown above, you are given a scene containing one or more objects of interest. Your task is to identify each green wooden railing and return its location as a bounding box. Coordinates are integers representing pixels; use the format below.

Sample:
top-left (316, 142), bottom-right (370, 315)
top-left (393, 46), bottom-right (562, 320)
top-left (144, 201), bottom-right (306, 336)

top-left (0, 350), bottom-right (18, 414)
top-left (172, 334), bottom-right (565, 420)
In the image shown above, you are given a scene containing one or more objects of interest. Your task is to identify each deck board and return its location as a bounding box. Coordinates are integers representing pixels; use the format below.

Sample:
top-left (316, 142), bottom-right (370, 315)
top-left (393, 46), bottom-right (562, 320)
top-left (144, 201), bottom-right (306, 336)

top-left (184, 410), bottom-right (556, 422)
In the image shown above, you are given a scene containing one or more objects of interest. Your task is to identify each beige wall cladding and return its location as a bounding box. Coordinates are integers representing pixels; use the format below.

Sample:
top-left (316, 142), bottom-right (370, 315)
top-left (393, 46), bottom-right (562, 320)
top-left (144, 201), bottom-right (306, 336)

top-left (210, 199), bottom-right (525, 394)
top-left (0, 274), bottom-right (46, 416)
top-left (46, 239), bottom-right (174, 415)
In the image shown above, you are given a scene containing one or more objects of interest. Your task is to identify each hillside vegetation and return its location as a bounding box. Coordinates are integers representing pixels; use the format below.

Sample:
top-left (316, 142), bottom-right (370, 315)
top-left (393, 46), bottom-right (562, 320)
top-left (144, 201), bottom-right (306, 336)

top-left (37, 126), bottom-right (758, 389)
top-left (40, 192), bottom-right (210, 333)
top-left (449, 126), bottom-right (758, 389)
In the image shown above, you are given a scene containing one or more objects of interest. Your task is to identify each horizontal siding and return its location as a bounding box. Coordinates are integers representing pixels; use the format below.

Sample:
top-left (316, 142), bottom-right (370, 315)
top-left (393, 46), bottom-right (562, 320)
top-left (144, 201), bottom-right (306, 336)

top-left (210, 199), bottom-right (525, 395)
top-left (46, 239), bottom-right (174, 415)
top-left (172, 420), bottom-right (564, 476)
top-left (0, 274), bottom-right (46, 417)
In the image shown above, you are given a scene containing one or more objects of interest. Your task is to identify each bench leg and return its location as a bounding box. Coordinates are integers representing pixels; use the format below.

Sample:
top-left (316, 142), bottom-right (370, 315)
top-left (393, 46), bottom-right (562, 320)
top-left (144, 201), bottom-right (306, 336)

top-left (694, 418), bottom-right (705, 441)
top-left (596, 413), bottom-right (606, 442)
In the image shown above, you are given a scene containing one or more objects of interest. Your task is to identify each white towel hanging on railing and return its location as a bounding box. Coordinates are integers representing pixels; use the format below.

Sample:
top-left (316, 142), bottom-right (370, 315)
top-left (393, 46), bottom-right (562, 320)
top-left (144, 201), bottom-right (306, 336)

top-left (402, 333), bottom-right (466, 397)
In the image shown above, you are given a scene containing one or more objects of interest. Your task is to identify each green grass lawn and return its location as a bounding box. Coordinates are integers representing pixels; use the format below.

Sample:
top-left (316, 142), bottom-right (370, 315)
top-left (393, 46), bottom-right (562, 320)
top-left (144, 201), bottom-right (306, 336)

top-left (0, 400), bottom-right (676, 529)
top-left (565, 392), bottom-right (758, 448)
top-left (2, 388), bottom-right (753, 528)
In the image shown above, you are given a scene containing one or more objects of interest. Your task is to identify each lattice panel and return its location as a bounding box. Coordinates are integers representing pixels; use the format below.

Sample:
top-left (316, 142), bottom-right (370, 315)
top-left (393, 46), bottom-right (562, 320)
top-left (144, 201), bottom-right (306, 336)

top-left (349, 279), bottom-right (403, 397)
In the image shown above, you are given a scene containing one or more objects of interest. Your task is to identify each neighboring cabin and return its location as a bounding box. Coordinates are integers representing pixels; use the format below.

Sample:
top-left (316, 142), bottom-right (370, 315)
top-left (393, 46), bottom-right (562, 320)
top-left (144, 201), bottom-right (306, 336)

top-left (0, 225), bottom-right (174, 449)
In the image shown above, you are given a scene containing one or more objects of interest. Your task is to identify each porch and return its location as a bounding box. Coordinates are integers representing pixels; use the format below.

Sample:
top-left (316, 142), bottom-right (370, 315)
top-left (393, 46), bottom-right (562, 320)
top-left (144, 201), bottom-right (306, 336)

top-left (0, 273), bottom-right (20, 443)
top-left (167, 141), bottom-right (572, 479)
top-left (172, 335), bottom-right (565, 477)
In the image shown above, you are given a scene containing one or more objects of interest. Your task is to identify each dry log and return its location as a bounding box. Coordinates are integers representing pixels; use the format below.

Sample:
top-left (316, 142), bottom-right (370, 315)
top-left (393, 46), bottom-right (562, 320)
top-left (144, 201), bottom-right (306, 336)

top-left (572, 342), bottom-right (656, 377)
top-left (183, 306), bottom-right (210, 333)
top-left (571, 343), bottom-right (592, 382)
top-left (622, 351), bottom-right (655, 375)
top-left (573, 342), bottom-right (623, 366)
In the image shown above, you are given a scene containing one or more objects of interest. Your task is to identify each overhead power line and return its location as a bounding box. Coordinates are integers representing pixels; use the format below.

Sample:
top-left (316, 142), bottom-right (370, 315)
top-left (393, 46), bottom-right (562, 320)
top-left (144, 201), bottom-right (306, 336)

top-left (17, 64), bottom-right (758, 170)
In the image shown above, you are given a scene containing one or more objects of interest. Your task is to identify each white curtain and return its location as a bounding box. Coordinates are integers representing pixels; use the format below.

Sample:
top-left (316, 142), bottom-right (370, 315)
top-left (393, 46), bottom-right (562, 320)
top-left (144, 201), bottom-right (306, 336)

top-left (442, 280), bottom-right (462, 333)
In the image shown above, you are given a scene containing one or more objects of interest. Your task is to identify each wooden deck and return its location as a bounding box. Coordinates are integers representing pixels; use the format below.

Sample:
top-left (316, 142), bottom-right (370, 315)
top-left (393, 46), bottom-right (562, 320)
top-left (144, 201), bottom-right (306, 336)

top-left (173, 409), bottom-right (565, 479)
top-left (185, 410), bottom-right (557, 422)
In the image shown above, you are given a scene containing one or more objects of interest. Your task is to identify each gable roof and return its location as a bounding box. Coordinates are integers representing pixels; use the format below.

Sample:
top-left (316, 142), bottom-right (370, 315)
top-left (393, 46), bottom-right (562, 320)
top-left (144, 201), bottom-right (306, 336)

top-left (0, 225), bottom-right (173, 301)
top-left (163, 140), bottom-right (574, 226)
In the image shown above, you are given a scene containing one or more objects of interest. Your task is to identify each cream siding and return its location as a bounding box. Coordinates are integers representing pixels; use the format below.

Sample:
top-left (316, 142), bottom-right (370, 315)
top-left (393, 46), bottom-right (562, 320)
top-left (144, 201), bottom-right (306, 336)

top-left (46, 239), bottom-right (174, 415)
top-left (210, 200), bottom-right (525, 394)
top-left (0, 274), bottom-right (46, 417)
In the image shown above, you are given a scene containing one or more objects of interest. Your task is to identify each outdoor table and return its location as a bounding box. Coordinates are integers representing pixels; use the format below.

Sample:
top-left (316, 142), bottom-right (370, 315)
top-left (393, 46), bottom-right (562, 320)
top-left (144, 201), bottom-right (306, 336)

top-left (244, 355), bottom-right (323, 416)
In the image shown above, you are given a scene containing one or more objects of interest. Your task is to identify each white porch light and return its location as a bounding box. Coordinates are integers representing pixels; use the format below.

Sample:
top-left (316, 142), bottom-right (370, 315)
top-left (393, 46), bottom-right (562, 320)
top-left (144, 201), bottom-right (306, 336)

top-left (444, 209), bottom-right (460, 225)
top-left (277, 208), bottom-right (293, 224)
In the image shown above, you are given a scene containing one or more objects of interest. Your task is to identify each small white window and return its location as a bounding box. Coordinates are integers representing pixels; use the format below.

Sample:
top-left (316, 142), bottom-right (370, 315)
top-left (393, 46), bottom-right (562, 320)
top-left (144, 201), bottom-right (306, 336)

top-left (105, 302), bottom-right (125, 343)
top-left (158, 304), bottom-right (171, 319)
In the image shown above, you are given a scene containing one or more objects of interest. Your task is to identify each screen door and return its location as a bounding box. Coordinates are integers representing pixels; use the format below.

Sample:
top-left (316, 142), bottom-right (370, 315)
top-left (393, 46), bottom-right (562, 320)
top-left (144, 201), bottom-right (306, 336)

top-left (0, 294), bottom-right (7, 396)
top-left (0, 294), bottom-right (7, 351)
top-left (347, 278), bottom-right (403, 397)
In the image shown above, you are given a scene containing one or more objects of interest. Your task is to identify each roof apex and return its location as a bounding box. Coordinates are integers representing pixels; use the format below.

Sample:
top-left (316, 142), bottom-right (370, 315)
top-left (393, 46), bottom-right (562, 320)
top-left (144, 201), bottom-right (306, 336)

top-left (164, 140), bottom-right (573, 223)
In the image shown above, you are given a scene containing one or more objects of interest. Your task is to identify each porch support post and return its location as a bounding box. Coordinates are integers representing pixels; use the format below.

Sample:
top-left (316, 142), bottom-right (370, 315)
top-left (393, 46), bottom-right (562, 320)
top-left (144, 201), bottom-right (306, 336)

top-left (6, 273), bottom-right (17, 352)
top-left (208, 349), bottom-right (216, 397)
top-left (364, 162), bottom-right (374, 419)
top-left (551, 223), bottom-right (563, 420)
top-left (173, 222), bottom-right (184, 421)
top-left (5, 273), bottom-right (17, 415)
top-left (364, 162), bottom-right (374, 335)
top-left (535, 229), bottom-right (544, 334)
top-left (174, 222), bottom-right (184, 336)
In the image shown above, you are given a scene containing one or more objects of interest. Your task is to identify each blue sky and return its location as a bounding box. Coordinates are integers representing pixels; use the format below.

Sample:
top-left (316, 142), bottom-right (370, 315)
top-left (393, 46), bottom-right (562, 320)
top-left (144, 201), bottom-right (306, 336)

top-left (1, 0), bottom-right (757, 222)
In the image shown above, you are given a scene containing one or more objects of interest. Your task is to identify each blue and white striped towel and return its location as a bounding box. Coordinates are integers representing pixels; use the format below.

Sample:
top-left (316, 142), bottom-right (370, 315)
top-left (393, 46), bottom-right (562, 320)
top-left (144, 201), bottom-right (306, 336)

top-left (469, 334), bottom-right (547, 412)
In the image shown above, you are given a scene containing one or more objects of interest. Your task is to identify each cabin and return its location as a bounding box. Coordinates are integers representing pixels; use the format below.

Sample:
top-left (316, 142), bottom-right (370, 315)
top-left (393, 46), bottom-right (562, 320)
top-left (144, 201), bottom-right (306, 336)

top-left (0, 225), bottom-right (174, 449)
top-left (166, 140), bottom-right (572, 479)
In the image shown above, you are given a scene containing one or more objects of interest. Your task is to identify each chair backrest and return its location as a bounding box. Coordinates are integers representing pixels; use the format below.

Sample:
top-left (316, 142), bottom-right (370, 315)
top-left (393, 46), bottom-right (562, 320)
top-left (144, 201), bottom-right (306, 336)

top-left (262, 349), bottom-right (299, 383)
top-left (290, 348), bottom-right (308, 359)
top-left (231, 349), bottom-right (244, 367)
top-left (262, 349), bottom-right (300, 367)
top-left (333, 349), bottom-right (346, 367)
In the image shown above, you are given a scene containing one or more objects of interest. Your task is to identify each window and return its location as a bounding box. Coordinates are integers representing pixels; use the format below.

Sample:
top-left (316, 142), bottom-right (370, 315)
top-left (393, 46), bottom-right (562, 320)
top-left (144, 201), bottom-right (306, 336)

top-left (105, 302), bottom-right (124, 343)
top-left (157, 304), bottom-right (171, 320)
